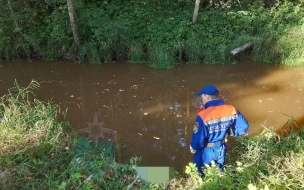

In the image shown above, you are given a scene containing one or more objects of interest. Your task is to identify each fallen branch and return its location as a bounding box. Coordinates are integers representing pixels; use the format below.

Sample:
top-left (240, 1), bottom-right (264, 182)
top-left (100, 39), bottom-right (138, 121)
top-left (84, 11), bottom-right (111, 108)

top-left (230, 42), bottom-right (253, 56)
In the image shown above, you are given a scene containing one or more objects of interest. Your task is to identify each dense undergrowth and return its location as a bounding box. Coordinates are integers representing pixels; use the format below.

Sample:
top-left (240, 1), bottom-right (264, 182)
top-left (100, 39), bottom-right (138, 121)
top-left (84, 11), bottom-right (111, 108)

top-left (0, 0), bottom-right (304, 68)
top-left (1, 82), bottom-right (304, 189)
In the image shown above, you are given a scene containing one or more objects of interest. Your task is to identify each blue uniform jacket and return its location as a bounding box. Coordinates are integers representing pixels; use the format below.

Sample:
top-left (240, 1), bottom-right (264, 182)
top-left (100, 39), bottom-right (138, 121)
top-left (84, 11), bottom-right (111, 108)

top-left (190, 99), bottom-right (249, 174)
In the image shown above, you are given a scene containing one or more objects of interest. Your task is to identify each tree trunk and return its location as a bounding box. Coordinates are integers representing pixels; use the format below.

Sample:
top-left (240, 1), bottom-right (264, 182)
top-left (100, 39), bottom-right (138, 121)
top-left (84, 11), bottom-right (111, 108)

top-left (7, 0), bottom-right (19, 29)
top-left (66, 0), bottom-right (80, 46)
top-left (192, 0), bottom-right (200, 24)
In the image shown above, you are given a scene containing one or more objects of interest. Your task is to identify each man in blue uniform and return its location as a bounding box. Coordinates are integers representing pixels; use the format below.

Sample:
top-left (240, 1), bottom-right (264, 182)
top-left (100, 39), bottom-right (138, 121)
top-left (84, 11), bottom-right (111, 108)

top-left (190, 84), bottom-right (249, 175)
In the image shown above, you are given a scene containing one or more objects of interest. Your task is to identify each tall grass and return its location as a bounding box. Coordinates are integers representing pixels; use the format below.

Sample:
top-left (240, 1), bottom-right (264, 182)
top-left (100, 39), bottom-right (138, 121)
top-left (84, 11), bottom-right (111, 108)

top-left (128, 43), bottom-right (148, 64)
top-left (0, 80), bottom-right (74, 189)
top-left (148, 45), bottom-right (177, 69)
top-left (276, 23), bottom-right (304, 66)
top-left (229, 126), bottom-right (304, 189)
top-left (184, 38), bottom-right (205, 64)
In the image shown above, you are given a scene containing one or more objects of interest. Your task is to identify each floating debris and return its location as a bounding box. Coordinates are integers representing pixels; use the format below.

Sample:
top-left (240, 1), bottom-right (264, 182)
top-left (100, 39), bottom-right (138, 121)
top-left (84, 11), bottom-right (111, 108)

top-left (153, 137), bottom-right (160, 140)
top-left (131, 85), bottom-right (139, 89)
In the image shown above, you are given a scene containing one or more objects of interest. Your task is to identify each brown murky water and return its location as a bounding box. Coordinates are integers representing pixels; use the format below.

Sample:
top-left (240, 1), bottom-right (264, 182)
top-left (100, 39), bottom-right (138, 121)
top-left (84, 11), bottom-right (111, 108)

top-left (1, 59), bottom-right (304, 173)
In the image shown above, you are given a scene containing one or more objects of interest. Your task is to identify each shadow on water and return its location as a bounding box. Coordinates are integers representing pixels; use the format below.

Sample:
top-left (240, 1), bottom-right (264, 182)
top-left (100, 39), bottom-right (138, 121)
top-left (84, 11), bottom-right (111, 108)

top-left (0, 59), bottom-right (304, 173)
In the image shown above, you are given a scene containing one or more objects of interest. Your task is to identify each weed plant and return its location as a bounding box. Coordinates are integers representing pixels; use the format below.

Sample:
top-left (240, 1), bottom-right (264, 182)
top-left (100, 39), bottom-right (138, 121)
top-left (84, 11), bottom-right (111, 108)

top-left (276, 23), bottom-right (304, 66)
top-left (0, 80), bottom-right (74, 189)
top-left (128, 43), bottom-right (148, 64)
top-left (148, 45), bottom-right (177, 69)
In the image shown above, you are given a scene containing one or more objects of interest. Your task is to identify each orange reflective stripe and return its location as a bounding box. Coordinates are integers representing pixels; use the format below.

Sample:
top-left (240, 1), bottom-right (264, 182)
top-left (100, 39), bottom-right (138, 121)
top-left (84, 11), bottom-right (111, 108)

top-left (198, 105), bottom-right (237, 121)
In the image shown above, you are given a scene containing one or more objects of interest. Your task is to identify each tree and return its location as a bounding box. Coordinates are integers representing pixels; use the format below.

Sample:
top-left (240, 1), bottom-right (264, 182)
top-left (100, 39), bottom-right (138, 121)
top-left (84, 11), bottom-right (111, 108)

top-left (192, 0), bottom-right (200, 23)
top-left (7, 0), bottom-right (19, 29)
top-left (66, 0), bottom-right (80, 49)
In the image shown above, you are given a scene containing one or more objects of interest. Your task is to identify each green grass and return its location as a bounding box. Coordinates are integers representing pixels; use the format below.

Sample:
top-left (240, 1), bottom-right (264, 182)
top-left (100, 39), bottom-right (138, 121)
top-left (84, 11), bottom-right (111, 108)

top-left (276, 23), bottom-right (304, 66)
top-left (128, 43), bottom-right (148, 64)
top-left (148, 45), bottom-right (177, 69)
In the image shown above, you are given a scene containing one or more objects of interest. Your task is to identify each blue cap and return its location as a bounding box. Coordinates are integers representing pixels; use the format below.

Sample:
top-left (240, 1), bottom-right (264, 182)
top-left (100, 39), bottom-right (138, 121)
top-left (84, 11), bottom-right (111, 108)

top-left (196, 84), bottom-right (219, 96)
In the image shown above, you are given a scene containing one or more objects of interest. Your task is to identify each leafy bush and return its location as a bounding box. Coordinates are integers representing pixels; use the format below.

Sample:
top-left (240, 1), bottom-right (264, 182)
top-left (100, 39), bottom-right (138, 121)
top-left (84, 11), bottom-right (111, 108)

top-left (1, 1), bottom-right (304, 67)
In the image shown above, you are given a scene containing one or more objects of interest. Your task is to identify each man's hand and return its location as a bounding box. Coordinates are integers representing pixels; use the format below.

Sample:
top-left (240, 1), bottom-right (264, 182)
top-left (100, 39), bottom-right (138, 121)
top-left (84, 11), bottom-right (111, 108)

top-left (190, 144), bottom-right (196, 154)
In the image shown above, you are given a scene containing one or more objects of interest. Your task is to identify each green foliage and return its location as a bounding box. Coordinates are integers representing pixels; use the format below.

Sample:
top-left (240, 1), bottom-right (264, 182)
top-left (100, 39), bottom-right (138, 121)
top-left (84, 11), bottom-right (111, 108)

top-left (228, 126), bottom-right (304, 189)
top-left (77, 6), bottom-right (129, 63)
top-left (41, 4), bottom-right (73, 60)
top-left (1, 1), bottom-right (304, 67)
top-left (148, 45), bottom-right (178, 69)
top-left (184, 163), bottom-right (203, 188)
top-left (276, 22), bottom-right (304, 66)
top-left (0, 80), bottom-right (74, 189)
top-left (128, 43), bottom-right (148, 64)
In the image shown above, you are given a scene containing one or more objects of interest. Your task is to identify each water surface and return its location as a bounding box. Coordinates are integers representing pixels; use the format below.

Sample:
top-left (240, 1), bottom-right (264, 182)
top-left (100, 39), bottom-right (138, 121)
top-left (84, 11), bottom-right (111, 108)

top-left (1, 59), bottom-right (303, 173)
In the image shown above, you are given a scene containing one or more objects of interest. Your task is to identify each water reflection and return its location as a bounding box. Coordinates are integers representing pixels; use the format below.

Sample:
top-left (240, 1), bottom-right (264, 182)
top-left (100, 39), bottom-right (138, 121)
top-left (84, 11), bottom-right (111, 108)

top-left (0, 60), bottom-right (304, 173)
